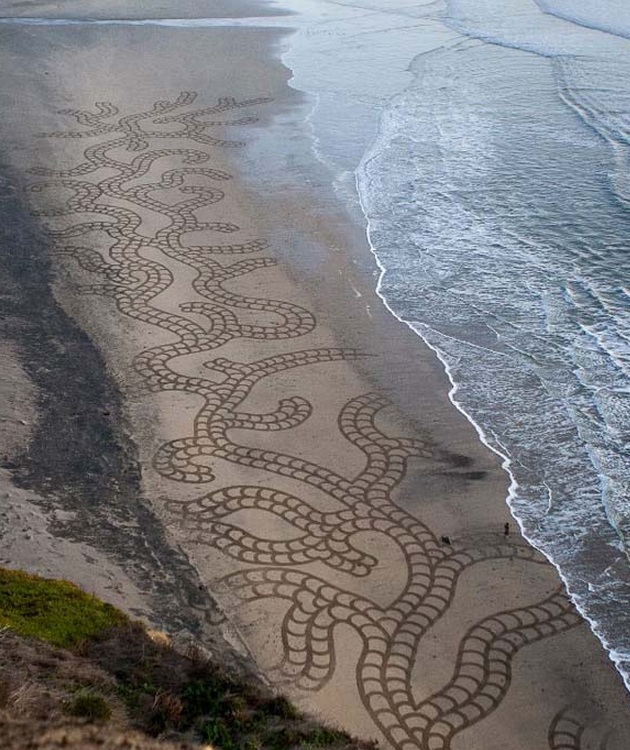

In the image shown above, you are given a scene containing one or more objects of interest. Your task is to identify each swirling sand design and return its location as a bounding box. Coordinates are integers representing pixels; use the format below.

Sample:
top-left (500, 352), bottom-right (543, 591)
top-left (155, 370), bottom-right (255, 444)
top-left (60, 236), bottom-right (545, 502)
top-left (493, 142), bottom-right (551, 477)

top-left (33, 93), bottom-right (608, 750)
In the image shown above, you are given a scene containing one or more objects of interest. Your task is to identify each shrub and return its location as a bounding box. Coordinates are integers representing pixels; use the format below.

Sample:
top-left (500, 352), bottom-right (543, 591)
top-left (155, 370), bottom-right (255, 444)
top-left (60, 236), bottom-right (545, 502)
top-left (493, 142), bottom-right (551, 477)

top-left (202, 716), bottom-right (238, 749)
top-left (261, 695), bottom-right (299, 720)
top-left (65, 690), bottom-right (111, 722)
top-left (149, 690), bottom-right (184, 731)
top-left (0, 677), bottom-right (11, 707)
top-left (303, 727), bottom-right (349, 746)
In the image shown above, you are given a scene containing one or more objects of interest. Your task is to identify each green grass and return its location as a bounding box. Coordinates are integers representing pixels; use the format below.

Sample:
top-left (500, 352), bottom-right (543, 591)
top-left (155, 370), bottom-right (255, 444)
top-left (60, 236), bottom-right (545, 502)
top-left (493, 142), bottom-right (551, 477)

top-left (0, 567), bottom-right (128, 648)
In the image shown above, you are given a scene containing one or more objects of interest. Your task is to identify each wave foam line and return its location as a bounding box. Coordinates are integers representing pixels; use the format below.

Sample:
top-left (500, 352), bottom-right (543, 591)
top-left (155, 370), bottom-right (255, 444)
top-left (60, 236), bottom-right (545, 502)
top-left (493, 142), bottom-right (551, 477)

top-left (534, 0), bottom-right (630, 42)
top-left (353, 154), bottom-right (630, 696)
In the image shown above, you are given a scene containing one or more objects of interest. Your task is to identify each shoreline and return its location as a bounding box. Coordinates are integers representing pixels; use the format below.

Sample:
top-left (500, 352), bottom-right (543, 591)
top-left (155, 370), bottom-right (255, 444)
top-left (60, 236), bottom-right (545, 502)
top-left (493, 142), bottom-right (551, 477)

top-left (262, 0), bottom-right (630, 692)
top-left (205, 40), bottom-right (630, 745)
top-left (0, 4), bottom-right (629, 748)
top-left (359, 171), bottom-right (630, 692)
top-left (350, 49), bottom-right (630, 698)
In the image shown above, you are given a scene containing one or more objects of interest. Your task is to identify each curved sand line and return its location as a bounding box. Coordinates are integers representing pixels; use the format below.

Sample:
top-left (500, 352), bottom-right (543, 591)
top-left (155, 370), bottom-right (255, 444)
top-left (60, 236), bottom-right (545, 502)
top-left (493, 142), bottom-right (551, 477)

top-left (31, 92), bottom-right (629, 750)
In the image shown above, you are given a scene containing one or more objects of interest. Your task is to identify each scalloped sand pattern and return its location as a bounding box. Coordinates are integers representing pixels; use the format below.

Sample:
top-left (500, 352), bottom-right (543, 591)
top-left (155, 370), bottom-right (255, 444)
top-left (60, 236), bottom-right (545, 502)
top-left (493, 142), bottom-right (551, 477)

top-left (30, 93), bottom-right (625, 750)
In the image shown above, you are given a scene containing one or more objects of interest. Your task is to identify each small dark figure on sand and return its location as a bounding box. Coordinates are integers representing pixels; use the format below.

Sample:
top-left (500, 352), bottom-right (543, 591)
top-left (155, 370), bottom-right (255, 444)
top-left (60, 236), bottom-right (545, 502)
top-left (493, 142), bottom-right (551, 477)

top-left (440, 535), bottom-right (451, 545)
top-left (504, 522), bottom-right (510, 536)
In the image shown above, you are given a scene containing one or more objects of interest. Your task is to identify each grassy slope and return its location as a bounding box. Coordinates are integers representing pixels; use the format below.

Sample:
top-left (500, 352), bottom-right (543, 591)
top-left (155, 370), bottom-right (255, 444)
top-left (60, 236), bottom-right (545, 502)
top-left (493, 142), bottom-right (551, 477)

top-left (0, 568), bottom-right (128, 647)
top-left (0, 568), bottom-right (375, 750)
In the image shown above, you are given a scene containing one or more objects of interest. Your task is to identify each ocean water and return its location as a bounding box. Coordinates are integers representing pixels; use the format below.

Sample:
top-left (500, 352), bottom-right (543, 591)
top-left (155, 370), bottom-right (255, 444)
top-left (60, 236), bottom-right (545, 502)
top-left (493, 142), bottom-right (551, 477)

top-left (254, 0), bottom-right (630, 689)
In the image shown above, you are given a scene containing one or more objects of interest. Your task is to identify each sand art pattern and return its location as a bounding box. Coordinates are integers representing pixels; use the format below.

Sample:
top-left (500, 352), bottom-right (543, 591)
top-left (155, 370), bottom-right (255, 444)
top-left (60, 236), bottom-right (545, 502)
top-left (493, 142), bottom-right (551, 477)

top-left (32, 94), bottom-right (608, 749)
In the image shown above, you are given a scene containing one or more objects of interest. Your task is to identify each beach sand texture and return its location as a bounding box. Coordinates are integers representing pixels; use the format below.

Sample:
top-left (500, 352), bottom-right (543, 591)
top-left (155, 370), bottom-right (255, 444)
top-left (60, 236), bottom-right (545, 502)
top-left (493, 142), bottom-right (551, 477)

top-left (0, 4), bottom-right (629, 750)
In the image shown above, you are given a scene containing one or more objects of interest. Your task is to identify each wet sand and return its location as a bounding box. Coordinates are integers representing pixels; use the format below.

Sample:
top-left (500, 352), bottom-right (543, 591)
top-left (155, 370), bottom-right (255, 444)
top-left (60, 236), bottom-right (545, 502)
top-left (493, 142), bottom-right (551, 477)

top-left (0, 3), bottom-right (629, 749)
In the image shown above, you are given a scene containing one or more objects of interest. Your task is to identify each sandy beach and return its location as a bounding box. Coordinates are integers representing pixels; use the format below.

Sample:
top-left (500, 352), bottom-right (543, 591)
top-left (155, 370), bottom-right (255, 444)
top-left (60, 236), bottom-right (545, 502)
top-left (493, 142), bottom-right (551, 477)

top-left (1, 2), bottom-right (630, 748)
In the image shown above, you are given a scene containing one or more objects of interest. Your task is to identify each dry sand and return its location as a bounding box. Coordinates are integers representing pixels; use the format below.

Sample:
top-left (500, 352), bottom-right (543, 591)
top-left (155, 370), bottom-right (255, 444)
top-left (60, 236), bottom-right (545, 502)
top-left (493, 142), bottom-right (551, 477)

top-left (0, 3), bottom-right (629, 749)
